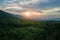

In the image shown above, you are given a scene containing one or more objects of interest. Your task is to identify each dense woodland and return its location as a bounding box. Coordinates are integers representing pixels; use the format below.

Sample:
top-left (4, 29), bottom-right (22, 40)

top-left (0, 10), bottom-right (60, 40)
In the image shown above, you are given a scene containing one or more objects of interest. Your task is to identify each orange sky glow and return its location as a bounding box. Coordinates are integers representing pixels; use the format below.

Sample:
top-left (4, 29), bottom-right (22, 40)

top-left (21, 11), bottom-right (46, 19)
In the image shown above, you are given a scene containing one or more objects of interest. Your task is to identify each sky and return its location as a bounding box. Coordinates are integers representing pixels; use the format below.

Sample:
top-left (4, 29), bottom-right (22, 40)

top-left (0, 0), bottom-right (60, 20)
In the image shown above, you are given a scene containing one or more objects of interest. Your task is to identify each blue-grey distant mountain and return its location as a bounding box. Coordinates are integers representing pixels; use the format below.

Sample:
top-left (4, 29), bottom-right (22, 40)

top-left (0, 10), bottom-right (16, 19)
top-left (15, 14), bottom-right (23, 19)
top-left (0, 10), bottom-right (23, 19)
top-left (51, 18), bottom-right (60, 20)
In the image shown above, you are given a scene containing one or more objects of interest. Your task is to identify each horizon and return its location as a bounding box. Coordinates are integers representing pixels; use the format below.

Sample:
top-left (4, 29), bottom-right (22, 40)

top-left (0, 0), bottom-right (60, 20)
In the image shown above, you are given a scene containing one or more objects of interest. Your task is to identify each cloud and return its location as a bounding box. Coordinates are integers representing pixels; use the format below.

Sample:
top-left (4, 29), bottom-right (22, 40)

top-left (0, 0), bottom-right (60, 20)
top-left (0, 0), bottom-right (51, 12)
top-left (42, 7), bottom-right (60, 13)
top-left (0, 0), bottom-right (50, 8)
top-left (0, 0), bottom-right (60, 14)
top-left (18, 0), bottom-right (49, 6)
top-left (4, 5), bottom-right (23, 10)
top-left (29, 0), bottom-right (60, 10)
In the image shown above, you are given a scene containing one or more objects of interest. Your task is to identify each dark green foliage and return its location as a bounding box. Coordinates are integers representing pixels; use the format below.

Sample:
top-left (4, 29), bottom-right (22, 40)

top-left (0, 10), bottom-right (60, 40)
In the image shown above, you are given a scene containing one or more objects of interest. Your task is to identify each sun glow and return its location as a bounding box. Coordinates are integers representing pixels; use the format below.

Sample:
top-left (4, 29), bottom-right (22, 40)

top-left (21, 11), bottom-right (46, 19)
top-left (24, 12), bottom-right (31, 16)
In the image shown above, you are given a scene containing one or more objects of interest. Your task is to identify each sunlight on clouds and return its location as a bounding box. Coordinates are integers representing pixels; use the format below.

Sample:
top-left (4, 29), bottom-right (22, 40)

top-left (4, 5), bottom-right (23, 10)
top-left (42, 8), bottom-right (60, 13)
top-left (0, 0), bottom-right (50, 10)
top-left (0, 0), bottom-right (60, 17)
top-left (0, 0), bottom-right (60, 20)
top-left (20, 10), bottom-right (47, 19)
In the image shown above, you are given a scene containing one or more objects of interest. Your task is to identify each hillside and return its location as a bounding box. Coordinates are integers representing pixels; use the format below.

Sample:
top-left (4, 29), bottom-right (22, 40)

top-left (0, 10), bottom-right (16, 18)
top-left (0, 10), bottom-right (23, 28)
top-left (0, 10), bottom-right (60, 40)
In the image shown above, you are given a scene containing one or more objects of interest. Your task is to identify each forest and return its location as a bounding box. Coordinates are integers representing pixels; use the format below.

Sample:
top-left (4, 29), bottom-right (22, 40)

top-left (0, 10), bottom-right (60, 40)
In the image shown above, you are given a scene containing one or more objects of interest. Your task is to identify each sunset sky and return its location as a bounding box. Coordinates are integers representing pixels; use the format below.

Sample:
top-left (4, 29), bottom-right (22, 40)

top-left (0, 0), bottom-right (60, 20)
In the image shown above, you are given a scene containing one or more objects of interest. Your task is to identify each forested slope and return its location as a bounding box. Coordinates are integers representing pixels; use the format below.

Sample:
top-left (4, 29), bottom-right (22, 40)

top-left (0, 10), bottom-right (60, 40)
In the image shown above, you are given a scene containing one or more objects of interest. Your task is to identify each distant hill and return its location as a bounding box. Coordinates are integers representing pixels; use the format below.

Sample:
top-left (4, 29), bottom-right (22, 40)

top-left (0, 10), bottom-right (23, 28)
top-left (0, 10), bottom-right (36, 28)
top-left (15, 14), bottom-right (23, 19)
top-left (46, 18), bottom-right (60, 21)
top-left (0, 10), bottom-right (23, 19)
top-left (0, 10), bottom-right (16, 19)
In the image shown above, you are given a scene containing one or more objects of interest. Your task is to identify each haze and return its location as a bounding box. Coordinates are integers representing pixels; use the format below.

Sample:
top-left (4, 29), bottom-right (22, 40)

top-left (0, 0), bottom-right (60, 20)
